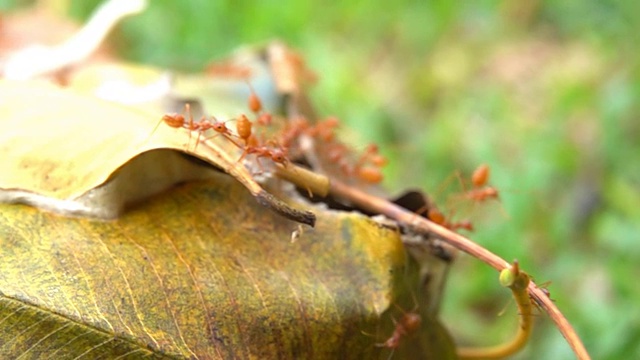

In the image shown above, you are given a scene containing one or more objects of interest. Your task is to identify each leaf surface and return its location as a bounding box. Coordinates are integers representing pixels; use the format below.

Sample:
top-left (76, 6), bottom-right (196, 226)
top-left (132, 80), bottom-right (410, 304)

top-left (0, 80), bottom-right (296, 221)
top-left (0, 172), bottom-right (454, 359)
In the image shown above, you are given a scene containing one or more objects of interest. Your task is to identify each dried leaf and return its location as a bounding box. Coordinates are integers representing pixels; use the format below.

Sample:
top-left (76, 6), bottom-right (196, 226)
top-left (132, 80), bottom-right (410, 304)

top-left (0, 173), bottom-right (455, 359)
top-left (0, 80), bottom-right (313, 224)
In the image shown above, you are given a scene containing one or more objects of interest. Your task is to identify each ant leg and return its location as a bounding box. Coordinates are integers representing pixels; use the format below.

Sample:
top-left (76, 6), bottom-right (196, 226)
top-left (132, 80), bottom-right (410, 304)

top-left (236, 149), bottom-right (249, 164)
top-left (184, 103), bottom-right (194, 148)
top-left (254, 156), bottom-right (267, 174)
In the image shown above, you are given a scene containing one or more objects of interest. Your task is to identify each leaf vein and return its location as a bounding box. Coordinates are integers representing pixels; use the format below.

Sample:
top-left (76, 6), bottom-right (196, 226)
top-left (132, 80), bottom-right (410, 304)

top-left (93, 234), bottom-right (161, 349)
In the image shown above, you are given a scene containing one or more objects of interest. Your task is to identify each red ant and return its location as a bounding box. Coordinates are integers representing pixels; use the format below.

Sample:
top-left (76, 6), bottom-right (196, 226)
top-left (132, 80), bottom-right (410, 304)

top-left (465, 164), bottom-right (499, 203)
top-left (248, 88), bottom-right (262, 114)
top-left (198, 117), bottom-right (242, 147)
top-left (356, 144), bottom-right (387, 168)
top-left (531, 281), bottom-right (553, 310)
top-left (278, 117), bottom-right (310, 149)
top-left (372, 305), bottom-right (422, 360)
top-left (464, 186), bottom-right (500, 203)
top-left (237, 143), bottom-right (289, 172)
top-left (154, 104), bottom-right (238, 149)
top-left (246, 83), bottom-right (273, 125)
top-left (446, 218), bottom-right (474, 232)
top-left (353, 144), bottom-right (387, 184)
top-left (295, 116), bottom-right (386, 184)
top-left (447, 164), bottom-right (502, 215)
top-left (424, 207), bottom-right (474, 232)
top-left (233, 112), bottom-right (290, 168)
top-left (327, 143), bottom-right (387, 184)
top-left (307, 116), bottom-right (340, 142)
top-left (235, 85), bottom-right (268, 147)
top-left (231, 89), bottom-right (292, 171)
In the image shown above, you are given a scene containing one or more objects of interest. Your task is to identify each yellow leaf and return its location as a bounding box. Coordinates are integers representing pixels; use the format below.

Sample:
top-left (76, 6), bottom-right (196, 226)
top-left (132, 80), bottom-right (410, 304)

top-left (0, 80), bottom-right (312, 224)
top-left (0, 173), bottom-right (455, 359)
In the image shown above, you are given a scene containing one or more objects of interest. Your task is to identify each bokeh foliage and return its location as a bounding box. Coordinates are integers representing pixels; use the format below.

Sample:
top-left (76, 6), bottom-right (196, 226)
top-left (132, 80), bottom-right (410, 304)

top-left (3, 0), bottom-right (640, 358)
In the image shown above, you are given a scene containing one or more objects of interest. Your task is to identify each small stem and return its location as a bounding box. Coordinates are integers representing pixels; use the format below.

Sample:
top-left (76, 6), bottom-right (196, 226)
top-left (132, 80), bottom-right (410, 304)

top-left (275, 163), bottom-right (330, 197)
top-left (457, 261), bottom-right (533, 359)
top-left (329, 179), bottom-right (591, 360)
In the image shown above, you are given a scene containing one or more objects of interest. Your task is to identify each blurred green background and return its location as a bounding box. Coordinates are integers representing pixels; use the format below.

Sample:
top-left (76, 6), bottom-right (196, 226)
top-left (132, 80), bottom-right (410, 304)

top-left (3, 0), bottom-right (640, 358)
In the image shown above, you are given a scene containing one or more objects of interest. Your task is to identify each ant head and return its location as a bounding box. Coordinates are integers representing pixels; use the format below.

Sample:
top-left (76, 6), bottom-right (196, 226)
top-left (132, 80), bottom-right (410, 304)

top-left (402, 312), bottom-right (422, 332)
top-left (486, 187), bottom-right (499, 198)
top-left (271, 149), bottom-right (288, 164)
top-left (459, 219), bottom-right (474, 231)
top-left (212, 122), bottom-right (227, 133)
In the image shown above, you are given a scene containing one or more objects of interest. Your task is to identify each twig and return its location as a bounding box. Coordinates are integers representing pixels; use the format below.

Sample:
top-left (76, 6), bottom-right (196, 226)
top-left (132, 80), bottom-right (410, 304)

top-left (4, 0), bottom-right (147, 79)
top-left (329, 179), bottom-right (591, 360)
top-left (457, 260), bottom-right (533, 359)
top-left (275, 163), bottom-right (330, 198)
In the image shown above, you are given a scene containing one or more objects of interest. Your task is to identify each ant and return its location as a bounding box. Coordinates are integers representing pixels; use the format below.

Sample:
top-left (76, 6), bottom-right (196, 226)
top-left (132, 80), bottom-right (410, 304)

top-left (353, 144), bottom-right (387, 184)
top-left (232, 114), bottom-right (291, 169)
top-left (446, 218), bottom-right (474, 232)
top-left (376, 311), bottom-right (421, 349)
top-left (446, 164), bottom-right (503, 217)
top-left (307, 116), bottom-right (340, 142)
top-left (237, 143), bottom-right (290, 172)
top-left (248, 87), bottom-right (262, 114)
top-left (531, 281), bottom-right (553, 310)
top-left (356, 166), bottom-right (383, 184)
top-left (465, 164), bottom-right (499, 203)
top-left (278, 117), bottom-right (310, 149)
top-left (156, 104), bottom-right (240, 149)
top-left (328, 143), bottom-right (387, 184)
top-left (197, 116), bottom-right (243, 146)
top-left (293, 115), bottom-right (386, 184)
top-left (463, 186), bottom-right (499, 203)
top-left (424, 207), bottom-right (474, 232)
top-left (356, 144), bottom-right (387, 168)
top-left (371, 303), bottom-right (422, 360)
top-left (246, 82), bottom-right (273, 125)
top-left (234, 90), bottom-right (272, 147)
top-left (233, 85), bottom-right (266, 148)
